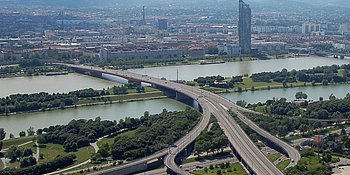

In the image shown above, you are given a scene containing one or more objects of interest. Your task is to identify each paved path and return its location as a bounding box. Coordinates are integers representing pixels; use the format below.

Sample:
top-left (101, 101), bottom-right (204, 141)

top-left (33, 141), bottom-right (40, 161)
top-left (44, 140), bottom-right (100, 175)
top-left (1, 141), bottom-right (33, 152)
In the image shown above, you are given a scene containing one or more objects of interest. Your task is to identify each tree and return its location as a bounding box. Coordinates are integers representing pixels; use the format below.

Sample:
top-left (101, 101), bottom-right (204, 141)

top-left (21, 148), bottom-right (33, 157)
top-left (237, 86), bottom-right (243, 92)
top-left (98, 144), bottom-right (110, 158)
top-left (9, 133), bottom-right (14, 138)
top-left (19, 131), bottom-right (26, 137)
top-left (27, 127), bottom-right (35, 136)
top-left (144, 111), bottom-right (150, 118)
top-left (236, 100), bottom-right (247, 108)
top-left (20, 155), bottom-right (37, 168)
top-left (0, 128), bottom-right (6, 140)
top-left (295, 92), bottom-right (308, 99)
top-left (0, 141), bottom-right (3, 151)
top-left (6, 146), bottom-right (19, 162)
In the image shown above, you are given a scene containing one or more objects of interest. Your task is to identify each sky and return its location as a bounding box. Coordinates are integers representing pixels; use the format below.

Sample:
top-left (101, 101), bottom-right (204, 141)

top-left (1, 0), bottom-right (349, 9)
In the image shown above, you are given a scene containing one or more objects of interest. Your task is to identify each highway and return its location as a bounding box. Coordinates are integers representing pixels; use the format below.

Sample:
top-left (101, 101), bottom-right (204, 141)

top-left (60, 64), bottom-right (300, 175)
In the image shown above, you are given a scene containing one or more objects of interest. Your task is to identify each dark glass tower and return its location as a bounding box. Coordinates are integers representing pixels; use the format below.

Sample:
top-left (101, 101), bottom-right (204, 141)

top-left (239, 0), bottom-right (251, 54)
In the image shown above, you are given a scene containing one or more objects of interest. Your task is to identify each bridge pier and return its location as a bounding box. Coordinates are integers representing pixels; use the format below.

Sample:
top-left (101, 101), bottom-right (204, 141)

top-left (229, 145), bottom-right (255, 175)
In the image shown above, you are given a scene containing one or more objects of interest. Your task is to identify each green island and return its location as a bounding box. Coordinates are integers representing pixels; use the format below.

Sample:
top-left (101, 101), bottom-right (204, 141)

top-left (0, 83), bottom-right (165, 116)
top-left (0, 59), bottom-right (69, 78)
top-left (193, 63), bottom-right (350, 93)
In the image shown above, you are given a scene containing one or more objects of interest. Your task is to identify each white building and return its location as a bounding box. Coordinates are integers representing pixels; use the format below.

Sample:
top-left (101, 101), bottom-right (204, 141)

top-left (339, 24), bottom-right (349, 35)
top-left (252, 42), bottom-right (288, 54)
top-left (217, 44), bottom-right (241, 56)
top-left (100, 48), bottom-right (183, 60)
top-left (302, 22), bottom-right (321, 34)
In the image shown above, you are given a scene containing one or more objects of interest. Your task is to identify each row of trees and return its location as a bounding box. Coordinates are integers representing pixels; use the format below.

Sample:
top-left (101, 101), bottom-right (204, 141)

top-left (0, 154), bottom-right (76, 175)
top-left (194, 75), bottom-right (243, 88)
top-left (194, 120), bottom-right (229, 157)
top-left (251, 64), bottom-right (349, 84)
top-left (37, 117), bottom-right (118, 152)
top-left (0, 84), bottom-right (143, 115)
top-left (243, 113), bottom-right (327, 137)
top-left (303, 95), bottom-right (350, 119)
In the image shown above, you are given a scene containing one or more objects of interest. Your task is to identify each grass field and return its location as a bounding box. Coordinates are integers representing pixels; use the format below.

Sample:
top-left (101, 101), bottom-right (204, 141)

top-left (277, 159), bottom-right (290, 170)
top-left (97, 130), bottom-right (136, 148)
top-left (39, 144), bottom-right (94, 165)
top-left (267, 153), bottom-right (282, 162)
top-left (193, 163), bottom-right (247, 175)
top-left (0, 159), bottom-right (4, 169)
top-left (204, 77), bottom-right (316, 93)
top-left (3, 136), bottom-right (34, 149)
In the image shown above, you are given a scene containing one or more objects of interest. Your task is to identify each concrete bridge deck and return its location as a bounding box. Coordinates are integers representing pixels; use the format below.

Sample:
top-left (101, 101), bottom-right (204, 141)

top-left (61, 64), bottom-right (300, 175)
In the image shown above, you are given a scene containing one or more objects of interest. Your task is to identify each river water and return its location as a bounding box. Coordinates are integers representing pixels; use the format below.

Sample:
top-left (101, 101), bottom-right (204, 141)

top-left (0, 98), bottom-right (187, 137)
top-left (129, 56), bottom-right (350, 81)
top-left (0, 73), bottom-right (117, 98)
top-left (0, 56), bottom-right (349, 137)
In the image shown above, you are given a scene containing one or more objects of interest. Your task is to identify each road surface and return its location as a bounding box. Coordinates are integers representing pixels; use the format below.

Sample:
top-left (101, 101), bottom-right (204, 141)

top-left (60, 64), bottom-right (300, 175)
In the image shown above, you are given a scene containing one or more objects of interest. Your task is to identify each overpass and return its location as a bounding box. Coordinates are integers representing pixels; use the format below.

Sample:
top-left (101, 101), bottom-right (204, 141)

top-left (60, 64), bottom-right (300, 175)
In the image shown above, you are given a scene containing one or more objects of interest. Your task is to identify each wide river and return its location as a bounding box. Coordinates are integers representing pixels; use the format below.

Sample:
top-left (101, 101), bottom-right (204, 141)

top-left (0, 56), bottom-right (350, 137)
top-left (129, 56), bottom-right (350, 81)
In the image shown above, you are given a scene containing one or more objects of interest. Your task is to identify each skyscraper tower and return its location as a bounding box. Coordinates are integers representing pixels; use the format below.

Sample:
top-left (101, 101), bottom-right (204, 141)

top-left (238, 0), bottom-right (252, 54)
top-left (142, 6), bottom-right (146, 24)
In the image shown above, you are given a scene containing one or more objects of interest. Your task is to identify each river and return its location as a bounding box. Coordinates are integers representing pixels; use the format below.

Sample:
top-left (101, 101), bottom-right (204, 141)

top-left (129, 56), bottom-right (350, 81)
top-left (221, 83), bottom-right (350, 105)
top-left (1, 56), bottom-right (350, 137)
top-left (0, 98), bottom-right (187, 137)
top-left (0, 73), bottom-right (118, 98)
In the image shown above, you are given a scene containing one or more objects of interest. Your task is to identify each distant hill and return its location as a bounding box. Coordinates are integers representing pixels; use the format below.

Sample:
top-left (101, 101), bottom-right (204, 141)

top-left (1, 0), bottom-right (349, 9)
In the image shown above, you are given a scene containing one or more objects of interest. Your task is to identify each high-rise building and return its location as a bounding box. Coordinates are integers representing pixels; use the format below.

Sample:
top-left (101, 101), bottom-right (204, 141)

top-left (238, 0), bottom-right (251, 54)
top-left (302, 22), bottom-right (321, 34)
top-left (158, 19), bottom-right (168, 30)
top-left (142, 6), bottom-right (146, 25)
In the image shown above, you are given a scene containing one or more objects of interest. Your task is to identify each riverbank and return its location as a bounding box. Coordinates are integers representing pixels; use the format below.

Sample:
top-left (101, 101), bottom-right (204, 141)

top-left (0, 65), bottom-right (70, 79)
top-left (201, 77), bottom-right (350, 95)
top-left (0, 91), bottom-right (167, 117)
top-left (139, 54), bottom-right (299, 69)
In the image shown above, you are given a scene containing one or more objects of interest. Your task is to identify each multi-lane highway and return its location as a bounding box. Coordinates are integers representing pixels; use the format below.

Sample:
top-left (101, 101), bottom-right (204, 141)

top-left (60, 64), bottom-right (300, 175)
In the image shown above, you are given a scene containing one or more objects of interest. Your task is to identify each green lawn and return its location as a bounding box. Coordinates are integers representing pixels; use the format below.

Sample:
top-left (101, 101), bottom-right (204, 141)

top-left (298, 155), bottom-right (324, 171)
top-left (3, 136), bottom-right (34, 149)
top-left (0, 159), bottom-right (4, 169)
top-left (267, 153), bottom-right (282, 162)
top-left (97, 137), bottom-right (115, 148)
top-left (284, 135), bottom-right (303, 142)
top-left (97, 130), bottom-right (136, 148)
top-left (7, 161), bottom-right (20, 169)
top-left (277, 159), bottom-right (290, 170)
top-left (183, 157), bottom-right (197, 164)
top-left (239, 78), bottom-right (281, 90)
top-left (338, 69), bottom-right (346, 77)
top-left (39, 144), bottom-right (94, 165)
top-left (204, 77), bottom-right (313, 93)
top-left (38, 144), bottom-right (67, 164)
top-left (254, 105), bottom-right (271, 113)
top-left (193, 163), bottom-right (247, 175)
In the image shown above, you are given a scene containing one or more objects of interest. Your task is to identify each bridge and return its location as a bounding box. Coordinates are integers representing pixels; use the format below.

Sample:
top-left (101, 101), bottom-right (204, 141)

top-left (60, 63), bottom-right (300, 175)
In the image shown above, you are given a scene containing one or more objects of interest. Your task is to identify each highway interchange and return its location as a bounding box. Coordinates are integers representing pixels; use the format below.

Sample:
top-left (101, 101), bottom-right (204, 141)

top-left (61, 64), bottom-right (301, 175)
